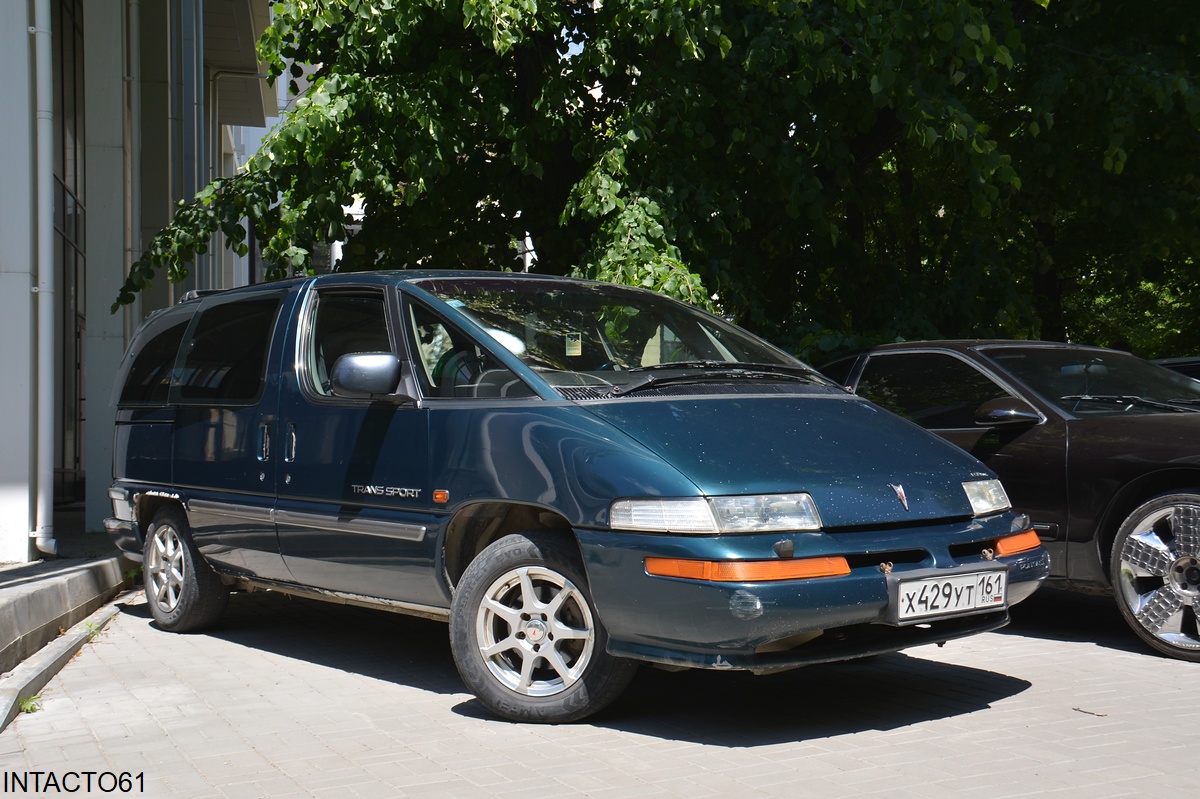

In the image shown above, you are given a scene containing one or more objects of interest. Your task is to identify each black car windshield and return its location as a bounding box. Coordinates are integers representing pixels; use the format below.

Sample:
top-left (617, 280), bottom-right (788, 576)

top-left (416, 277), bottom-right (827, 395)
top-left (985, 346), bottom-right (1200, 415)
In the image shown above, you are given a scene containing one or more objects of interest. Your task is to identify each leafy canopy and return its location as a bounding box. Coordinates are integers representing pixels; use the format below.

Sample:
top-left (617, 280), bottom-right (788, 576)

top-left (114, 0), bottom-right (1200, 360)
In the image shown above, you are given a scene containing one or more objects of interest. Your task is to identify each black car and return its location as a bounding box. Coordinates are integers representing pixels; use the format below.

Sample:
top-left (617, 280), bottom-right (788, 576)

top-left (825, 340), bottom-right (1200, 662)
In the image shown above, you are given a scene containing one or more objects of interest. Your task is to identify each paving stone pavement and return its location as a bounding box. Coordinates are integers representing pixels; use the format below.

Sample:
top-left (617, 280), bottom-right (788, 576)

top-left (0, 586), bottom-right (1193, 798)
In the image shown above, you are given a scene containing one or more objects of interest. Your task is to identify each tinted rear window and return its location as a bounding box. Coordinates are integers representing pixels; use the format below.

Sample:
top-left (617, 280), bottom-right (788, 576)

top-left (175, 296), bottom-right (283, 405)
top-left (117, 310), bottom-right (192, 406)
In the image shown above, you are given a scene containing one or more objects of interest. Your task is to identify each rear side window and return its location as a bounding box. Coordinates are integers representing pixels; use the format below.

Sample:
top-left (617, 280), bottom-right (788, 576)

top-left (175, 296), bottom-right (283, 405)
top-left (117, 310), bottom-right (192, 406)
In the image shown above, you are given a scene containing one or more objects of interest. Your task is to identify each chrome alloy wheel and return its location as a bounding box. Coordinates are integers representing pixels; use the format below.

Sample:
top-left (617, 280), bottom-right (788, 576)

top-left (147, 522), bottom-right (186, 614)
top-left (1116, 503), bottom-right (1200, 654)
top-left (475, 565), bottom-right (596, 696)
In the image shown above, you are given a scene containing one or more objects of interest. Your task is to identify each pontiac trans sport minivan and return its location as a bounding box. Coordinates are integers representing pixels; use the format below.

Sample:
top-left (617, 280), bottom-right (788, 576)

top-left (106, 271), bottom-right (1049, 723)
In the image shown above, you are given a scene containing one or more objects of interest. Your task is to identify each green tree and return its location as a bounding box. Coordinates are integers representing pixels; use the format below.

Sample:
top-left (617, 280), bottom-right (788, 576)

top-left (787, 1), bottom-right (1200, 360)
top-left (999, 0), bottom-right (1200, 357)
top-left (115, 1), bottom-right (1033, 314)
top-left (114, 0), bottom-right (1200, 362)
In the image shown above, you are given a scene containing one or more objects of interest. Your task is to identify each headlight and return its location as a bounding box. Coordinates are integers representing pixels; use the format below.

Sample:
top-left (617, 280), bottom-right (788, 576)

top-left (609, 493), bottom-right (822, 533)
top-left (709, 495), bottom-right (822, 532)
top-left (608, 498), bottom-right (716, 533)
top-left (963, 479), bottom-right (1010, 516)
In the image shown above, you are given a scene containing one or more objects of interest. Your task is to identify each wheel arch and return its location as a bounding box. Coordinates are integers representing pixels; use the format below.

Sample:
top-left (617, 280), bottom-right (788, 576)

top-left (1096, 468), bottom-right (1200, 579)
top-left (135, 493), bottom-right (189, 538)
top-left (442, 501), bottom-right (578, 591)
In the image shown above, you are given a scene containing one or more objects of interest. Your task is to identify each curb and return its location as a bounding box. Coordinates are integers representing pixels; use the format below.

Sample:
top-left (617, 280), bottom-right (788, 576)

top-left (0, 594), bottom-right (130, 733)
top-left (0, 554), bottom-right (133, 674)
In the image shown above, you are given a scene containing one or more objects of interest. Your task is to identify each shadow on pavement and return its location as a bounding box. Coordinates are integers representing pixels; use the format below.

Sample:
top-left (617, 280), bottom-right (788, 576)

top-left (121, 588), bottom-right (1035, 744)
top-left (587, 651), bottom-right (1029, 745)
top-left (1000, 586), bottom-right (1150, 657)
top-left (119, 590), bottom-right (463, 696)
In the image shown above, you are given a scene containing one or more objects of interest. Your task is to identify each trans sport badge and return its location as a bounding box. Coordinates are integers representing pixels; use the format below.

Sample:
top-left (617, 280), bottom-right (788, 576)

top-left (889, 483), bottom-right (910, 511)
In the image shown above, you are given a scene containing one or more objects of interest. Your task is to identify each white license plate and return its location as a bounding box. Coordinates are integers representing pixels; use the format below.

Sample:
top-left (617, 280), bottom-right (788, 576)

top-left (897, 571), bottom-right (1007, 621)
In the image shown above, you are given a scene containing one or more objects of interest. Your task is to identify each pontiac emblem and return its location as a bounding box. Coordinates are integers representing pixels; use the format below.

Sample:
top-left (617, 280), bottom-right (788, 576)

top-left (889, 483), bottom-right (910, 511)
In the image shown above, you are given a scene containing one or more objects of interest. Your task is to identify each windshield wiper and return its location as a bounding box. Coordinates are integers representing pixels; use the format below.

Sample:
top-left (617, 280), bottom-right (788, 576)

top-left (627, 360), bottom-right (824, 377)
top-left (626, 360), bottom-right (738, 372)
top-left (611, 368), bottom-right (820, 397)
top-left (1060, 394), bottom-right (1200, 413)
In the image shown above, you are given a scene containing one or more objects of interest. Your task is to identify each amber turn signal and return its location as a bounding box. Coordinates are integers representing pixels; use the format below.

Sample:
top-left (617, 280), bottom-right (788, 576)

top-left (995, 529), bottom-right (1040, 556)
top-left (645, 555), bottom-right (851, 582)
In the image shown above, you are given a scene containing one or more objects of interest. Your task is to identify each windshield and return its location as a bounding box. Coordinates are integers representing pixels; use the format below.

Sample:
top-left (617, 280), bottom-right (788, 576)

top-left (415, 276), bottom-right (821, 395)
top-left (985, 346), bottom-right (1200, 415)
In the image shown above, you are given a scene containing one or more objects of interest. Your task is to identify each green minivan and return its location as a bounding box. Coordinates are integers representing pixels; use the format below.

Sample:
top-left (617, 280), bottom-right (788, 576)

top-left (106, 271), bottom-right (1049, 722)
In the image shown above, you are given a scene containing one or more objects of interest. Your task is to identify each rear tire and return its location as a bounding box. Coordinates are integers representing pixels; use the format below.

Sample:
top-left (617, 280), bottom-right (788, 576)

top-left (449, 532), bottom-right (636, 723)
top-left (143, 507), bottom-right (229, 632)
top-left (1110, 493), bottom-right (1200, 662)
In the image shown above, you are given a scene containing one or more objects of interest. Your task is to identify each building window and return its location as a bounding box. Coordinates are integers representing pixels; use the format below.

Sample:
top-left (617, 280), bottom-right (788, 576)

top-left (53, 0), bottom-right (86, 502)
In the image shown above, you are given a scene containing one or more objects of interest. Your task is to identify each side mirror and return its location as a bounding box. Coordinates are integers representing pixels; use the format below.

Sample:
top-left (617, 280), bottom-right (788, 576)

top-left (330, 353), bottom-right (413, 402)
top-left (975, 396), bottom-right (1041, 427)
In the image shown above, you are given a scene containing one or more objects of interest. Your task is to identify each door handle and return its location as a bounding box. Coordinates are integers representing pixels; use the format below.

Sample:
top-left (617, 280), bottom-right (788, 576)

top-left (284, 423), bottom-right (297, 463)
top-left (258, 422), bottom-right (271, 461)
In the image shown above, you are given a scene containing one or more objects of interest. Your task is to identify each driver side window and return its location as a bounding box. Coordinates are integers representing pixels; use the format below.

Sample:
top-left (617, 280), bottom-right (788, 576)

top-left (856, 353), bottom-right (1013, 429)
top-left (406, 302), bottom-right (533, 399)
top-left (307, 291), bottom-right (393, 397)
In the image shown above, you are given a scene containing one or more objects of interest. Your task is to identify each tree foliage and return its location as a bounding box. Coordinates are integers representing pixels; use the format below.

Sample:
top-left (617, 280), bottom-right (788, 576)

top-left (115, 0), bottom-right (1200, 360)
top-left (997, 1), bottom-right (1200, 356)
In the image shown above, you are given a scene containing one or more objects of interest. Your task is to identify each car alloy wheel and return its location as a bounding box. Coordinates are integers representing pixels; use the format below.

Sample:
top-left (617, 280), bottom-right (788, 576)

top-left (147, 520), bottom-right (186, 614)
top-left (1112, 494), bottom-right (1200, 662)
top-left (476, 564), bottom-right (596, 697)
top-left (449, 532), bottom-right (636, 723)
top-left (142, 507), bottom-right (229, 633)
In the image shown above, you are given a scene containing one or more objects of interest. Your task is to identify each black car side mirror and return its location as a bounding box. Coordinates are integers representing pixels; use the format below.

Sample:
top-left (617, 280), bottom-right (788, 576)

top-left (975, 397), bottom-right (1041, 427)
top-left (330, 353), bottom-right (417, 404)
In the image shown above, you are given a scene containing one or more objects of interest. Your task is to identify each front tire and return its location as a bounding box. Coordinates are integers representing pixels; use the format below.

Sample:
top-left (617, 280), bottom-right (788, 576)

top-left (1111, 493), bottom-right (1200, 661)
top-left (143, 507), bottom-right (229, 632)
top-left (449, 532), bottom-right (637, 723)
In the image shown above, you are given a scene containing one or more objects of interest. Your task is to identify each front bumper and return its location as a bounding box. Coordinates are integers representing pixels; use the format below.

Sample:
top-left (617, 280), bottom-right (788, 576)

top-left (575, 515), bottom-right (1050, 672)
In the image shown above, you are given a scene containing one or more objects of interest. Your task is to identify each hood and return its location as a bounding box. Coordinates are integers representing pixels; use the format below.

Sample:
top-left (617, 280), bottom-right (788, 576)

top-left (584, 394), bottom-right (997, 528)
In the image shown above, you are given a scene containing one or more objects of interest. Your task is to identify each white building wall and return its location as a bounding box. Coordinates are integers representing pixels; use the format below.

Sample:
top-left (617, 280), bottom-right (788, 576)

top-left (0, 0), bottom-right (272, 561)
top-left (0, 7), bottom-right (40, 562)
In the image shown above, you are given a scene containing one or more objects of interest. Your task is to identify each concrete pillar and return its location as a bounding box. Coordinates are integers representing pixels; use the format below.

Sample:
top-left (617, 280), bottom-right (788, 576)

top-left (83, 1), bottom-right (130, 533)
top-left (139, 0), bottom-right (172, 315)
top-left (173, 0), bottom-right (204, 297)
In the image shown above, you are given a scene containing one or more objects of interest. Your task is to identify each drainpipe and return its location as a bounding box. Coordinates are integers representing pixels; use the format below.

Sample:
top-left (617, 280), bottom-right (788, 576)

top-left (31, 0), bottom-right (57, 556)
